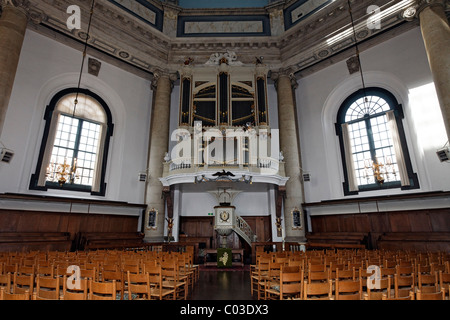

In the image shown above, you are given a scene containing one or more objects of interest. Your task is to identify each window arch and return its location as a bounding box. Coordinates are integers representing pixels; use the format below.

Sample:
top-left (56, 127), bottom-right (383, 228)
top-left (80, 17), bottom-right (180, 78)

top-left (336, 87), bottom-right (418, 195)
top-left (30, 88), bottom-right (113, 196)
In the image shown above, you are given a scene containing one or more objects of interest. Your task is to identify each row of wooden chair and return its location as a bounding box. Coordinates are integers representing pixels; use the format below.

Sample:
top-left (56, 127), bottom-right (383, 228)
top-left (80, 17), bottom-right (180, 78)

top-left (0, 249), bottom-right (199, 300)
top-left (261, 265), bottom-right (447, 300)
top-left (251, 249), bottom-right (450, 300)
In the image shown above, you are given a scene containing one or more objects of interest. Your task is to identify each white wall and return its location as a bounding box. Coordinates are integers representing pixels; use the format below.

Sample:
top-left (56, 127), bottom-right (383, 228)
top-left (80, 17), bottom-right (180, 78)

top-left (0, 29), bottom-right (152, 204)
top-left (296, 27), bottom-right (450, 204)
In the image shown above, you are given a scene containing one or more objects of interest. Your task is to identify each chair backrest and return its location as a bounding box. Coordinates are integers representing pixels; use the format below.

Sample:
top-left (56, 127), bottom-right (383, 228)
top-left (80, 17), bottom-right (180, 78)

top-left (62, 275), bottom-right (88, 300)
top-left (80, 267), bottom-right (97, 281)
top-left (35, 276), bottom-right (60, 300)
top-left (335, 278), bottom-right (362, 300)
top-left (37, 264), bottom-right (55, 277)
top-left (13, 272), bottom-right (34, 294)
top-left (418, 271), bottom-right (438, 292)
top-left (365, 277), bottom-right (392, 300)
top-left (88, 279), bottom-right (117, 300)
top-left (336, 267), bottom-right (356, 281)
top-left (279, 268), bottom-right (303, 300)
top-left (308, 269), bottom-right (329, 283)
top-left (0, 273), bottom-right (11, 293)
top-left (0, 287), bottom-right (29, 300)
top-left (382, 291), bottom-right (414, 300)
top-left (303, 279), bottom-right (333, 300)
top-left (127, 271), bottom-right (151, 300)
top-left (394, 273), bottom-right (415, 298)
top-left (416, 288), bottom-right (445, 300)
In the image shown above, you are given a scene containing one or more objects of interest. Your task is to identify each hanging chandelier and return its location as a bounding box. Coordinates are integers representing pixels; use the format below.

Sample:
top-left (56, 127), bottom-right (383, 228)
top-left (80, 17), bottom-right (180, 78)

top-left (347, 0), bottom-right (397, 185)
top-left (46, 0), bottom-right (95, 187)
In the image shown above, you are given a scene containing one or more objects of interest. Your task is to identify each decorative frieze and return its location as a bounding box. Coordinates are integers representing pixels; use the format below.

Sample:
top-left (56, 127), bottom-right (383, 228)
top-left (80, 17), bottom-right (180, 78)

top-left (24, 0), bottom-right (422, 79)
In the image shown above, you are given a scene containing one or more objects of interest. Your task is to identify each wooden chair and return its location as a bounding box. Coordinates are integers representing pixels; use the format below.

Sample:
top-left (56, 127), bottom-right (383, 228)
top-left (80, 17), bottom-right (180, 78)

top-left (416, 288), bottom-right (445, 300)
top-left (12, 272), bottom-right (34, 294)
top-left (61, 276), bottom-right (88, 300)
top-left (382, 291), bottom-right (414, 300)
top-left (251, 257), bottom-right (270, 299)
top-left (303, 279), bottom-right (333, 300)
top-left (0, 287), bottom-right (29, 300)
top-left (88, 279), bottom-right (117, 300)
top-left (335, 278), bottom-right (363, 300)
top-left (18, 265), bottom-right (35, 276)
top-left (0, 273), bottom-right (11, 294)
top-left (417, 271), bottom-right (438, 293)
top-left (438, 270), bottom-right (450, 298)
top-left (336, 267), bottom-right (356, 281)
top-left (36, 264), bottom-right (55, 278)
top-left (102, 269), bottom-right (124, 300)
top-left (127, 271), bottom-right (151, 300)
top-left (394, 272), bottom-right (415, 299)
top-left (265, 266), bottom-right (303, 300)
top-left (380, 266), bottom-right (396, 278)
top-left (80, 267), bottom-right (98, 281)
top-left (308, 262), bottom-right (326, 273)
top-left (364, 277), bottom-right (392, 300)
top-left (33, 276), bottom-right (60, 300)
top-left (147, 265), bottom-right (176, 300)
top-left (307, 269), bottom-right (330, 283)
top-left (161, 260), bottom-right (187, 300)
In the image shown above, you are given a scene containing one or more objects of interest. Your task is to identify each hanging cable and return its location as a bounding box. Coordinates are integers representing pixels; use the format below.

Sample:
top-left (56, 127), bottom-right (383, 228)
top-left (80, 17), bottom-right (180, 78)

top-left (73, 0), bottom-right (96, 117)
top-left (347, 0), bottom-right (370, 113)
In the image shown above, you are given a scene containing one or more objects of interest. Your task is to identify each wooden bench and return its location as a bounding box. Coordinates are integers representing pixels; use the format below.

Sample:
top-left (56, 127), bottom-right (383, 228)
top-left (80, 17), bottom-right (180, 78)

top-left (306, 232), bottom-right (367, 243)
top-left (377, 232), bottom-right (450, 252)
top-left (0, 232), bottom-right (72, 252)
top-left (77, 232), bottom-right (145, 250)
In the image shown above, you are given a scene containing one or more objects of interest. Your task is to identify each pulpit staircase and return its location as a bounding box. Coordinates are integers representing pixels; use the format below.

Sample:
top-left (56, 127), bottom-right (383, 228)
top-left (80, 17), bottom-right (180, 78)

top-left (214, 207), bottom-right (257, 246)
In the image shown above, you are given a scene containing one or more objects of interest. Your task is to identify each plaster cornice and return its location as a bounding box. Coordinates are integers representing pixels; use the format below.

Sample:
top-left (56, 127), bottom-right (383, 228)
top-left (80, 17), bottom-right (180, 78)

top-left (24, 0), bottom-right (427, 80)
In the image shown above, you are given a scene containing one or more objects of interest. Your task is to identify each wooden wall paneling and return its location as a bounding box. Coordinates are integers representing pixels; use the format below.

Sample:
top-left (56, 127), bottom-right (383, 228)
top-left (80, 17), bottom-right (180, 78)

top-left (341, 214), bottom-right (356, 232)
top-left (353, 214), bottom-right (370, 233)
top-left (0, 210), bottom-right (18, 232)
top-left (409, 211), bottom-right (432, 232)
top-left (324, 215), bottom-right (340, 232)
top-left (388, 212), bottom-right (412, 232)
top-left (429, 210), bottom-right (450, 232)
top-left (17, 211), bottom-right (42, 232)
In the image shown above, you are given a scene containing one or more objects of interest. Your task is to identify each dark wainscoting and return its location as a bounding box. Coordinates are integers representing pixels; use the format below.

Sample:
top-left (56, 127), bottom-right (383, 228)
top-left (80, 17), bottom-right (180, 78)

top-left (307, 208), bottom-right (450, 251)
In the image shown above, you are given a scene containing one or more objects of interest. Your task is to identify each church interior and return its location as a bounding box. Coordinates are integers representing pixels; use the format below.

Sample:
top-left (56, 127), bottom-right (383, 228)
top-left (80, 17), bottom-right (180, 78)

top-left (0, 0), bottom-right (449, 302)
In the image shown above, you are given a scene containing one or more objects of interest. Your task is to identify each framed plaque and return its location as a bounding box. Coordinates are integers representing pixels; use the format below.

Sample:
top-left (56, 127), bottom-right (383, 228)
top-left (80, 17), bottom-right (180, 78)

top-left (292, 207), bottom-right (302, 230)
top-left (146, 208), bottom-right (158, 230)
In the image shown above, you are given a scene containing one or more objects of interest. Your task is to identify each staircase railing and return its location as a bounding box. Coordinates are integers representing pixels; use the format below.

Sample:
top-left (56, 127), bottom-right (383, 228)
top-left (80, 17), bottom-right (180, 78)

top-left (234, 215), bottom-right (257, 246)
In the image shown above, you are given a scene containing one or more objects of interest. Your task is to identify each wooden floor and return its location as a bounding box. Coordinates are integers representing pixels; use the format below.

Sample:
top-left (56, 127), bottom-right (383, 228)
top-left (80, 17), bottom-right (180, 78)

top-left (190, 269), bottom-right (253, 300)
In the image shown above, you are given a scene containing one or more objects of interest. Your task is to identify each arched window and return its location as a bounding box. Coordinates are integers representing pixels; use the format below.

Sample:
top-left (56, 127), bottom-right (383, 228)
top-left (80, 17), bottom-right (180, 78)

top-left (30, 88), bottom-right (113, 195)
top-left (336, 87), bottom-right (418, 195)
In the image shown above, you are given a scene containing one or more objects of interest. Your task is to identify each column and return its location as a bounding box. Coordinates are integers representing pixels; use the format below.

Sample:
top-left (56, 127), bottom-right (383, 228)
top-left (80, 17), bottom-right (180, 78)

top-left (0, 0), bottom-right (28, 137)
top-left (144, 71), bottom-right (176, 242)
top-left (271, 69), bottom-right (306, 242)
top-left (416, 0), bottom-right (450, 140)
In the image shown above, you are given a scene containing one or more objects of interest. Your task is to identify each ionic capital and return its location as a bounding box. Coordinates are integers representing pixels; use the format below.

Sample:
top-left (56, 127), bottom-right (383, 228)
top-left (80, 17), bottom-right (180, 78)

top-left (151, 70), bottom-right (178, 92)
top-left (270, 68), bottom-right (298, 90)
top-left (1, 0), bottom-right (29, 14)
top-left (402, 0), bottom-right (448, 21)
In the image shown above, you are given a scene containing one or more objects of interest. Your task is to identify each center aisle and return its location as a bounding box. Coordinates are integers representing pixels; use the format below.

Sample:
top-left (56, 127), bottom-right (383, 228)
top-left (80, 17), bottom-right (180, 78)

top-left (190, 269), bottom-right (253, 300)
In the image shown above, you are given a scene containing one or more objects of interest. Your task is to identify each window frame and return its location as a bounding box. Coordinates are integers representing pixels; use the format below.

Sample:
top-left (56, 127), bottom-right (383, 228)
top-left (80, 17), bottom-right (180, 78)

top-left (335, 87), bottom-right (419, 195)
top-left (30, 88), bottom-right (114, 196)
